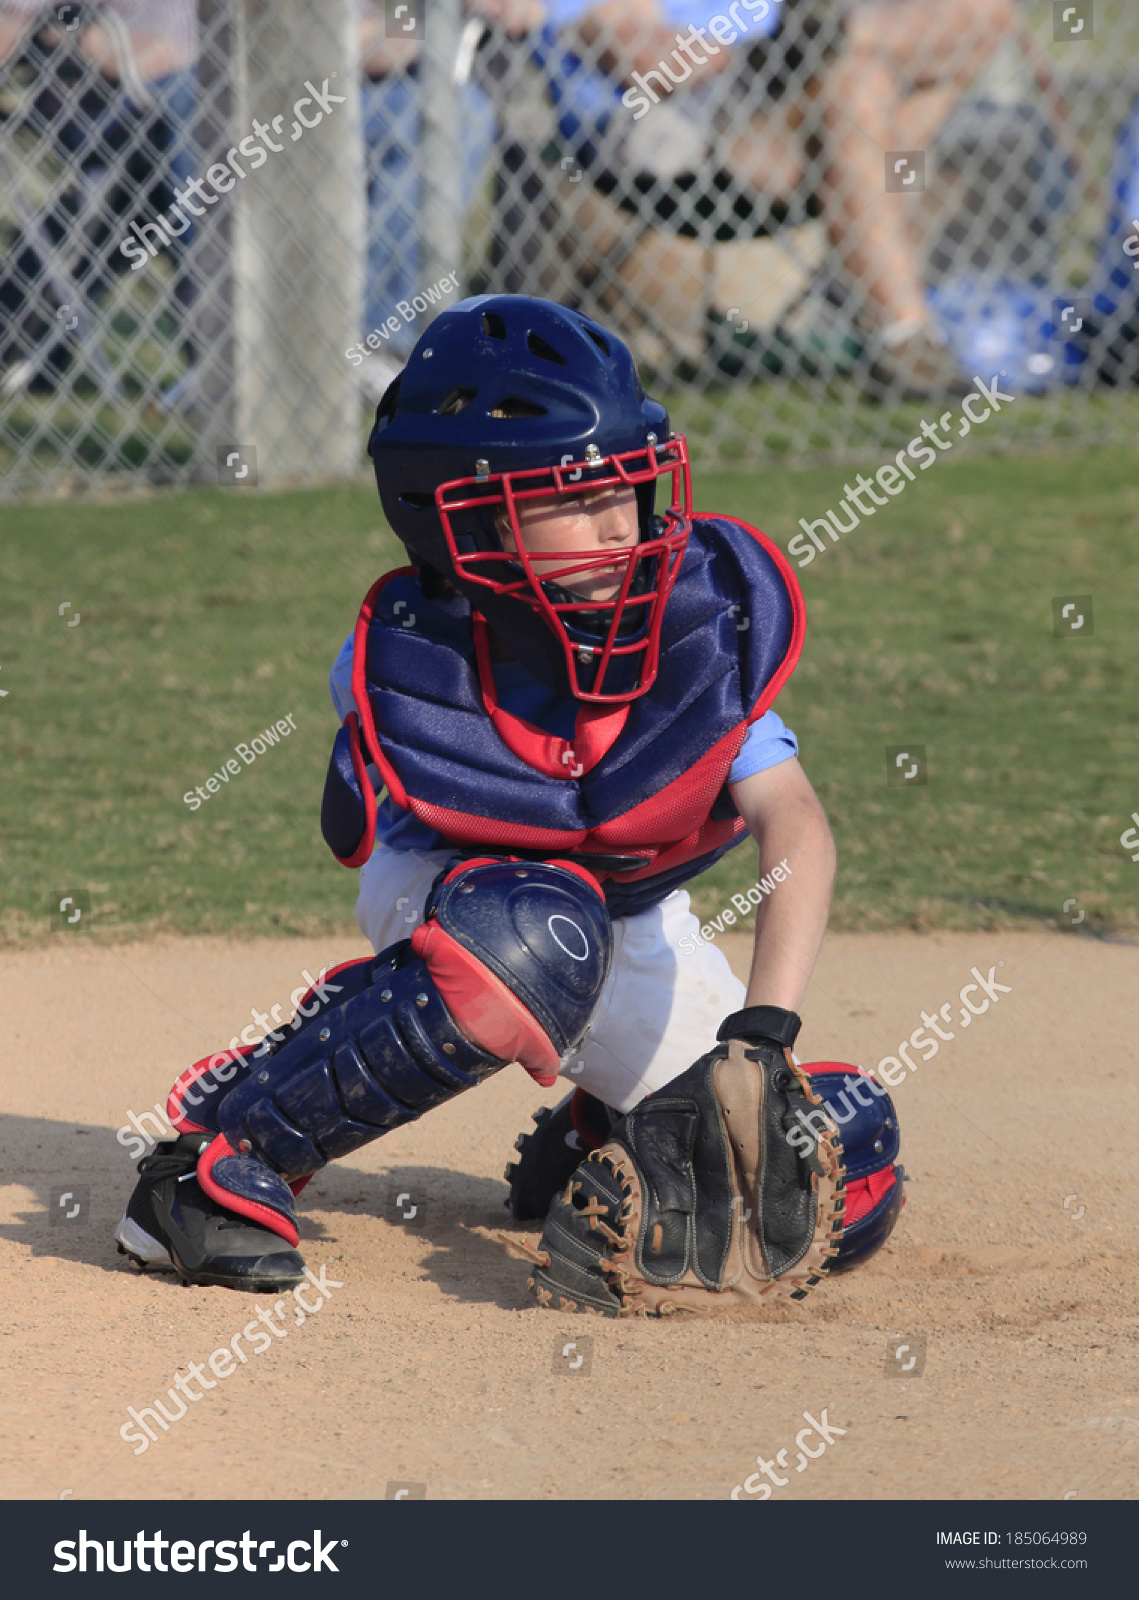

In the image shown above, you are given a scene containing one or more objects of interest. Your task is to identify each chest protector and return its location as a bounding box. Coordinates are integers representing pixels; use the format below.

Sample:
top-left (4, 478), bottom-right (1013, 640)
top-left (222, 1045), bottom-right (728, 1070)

top-left (320, 516), bottom-right (804, 919)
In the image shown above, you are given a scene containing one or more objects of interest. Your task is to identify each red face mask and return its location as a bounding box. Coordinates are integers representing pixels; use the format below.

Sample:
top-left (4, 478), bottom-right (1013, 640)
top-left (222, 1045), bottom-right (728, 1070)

top-left (434, 434), bottom-right (692, 703)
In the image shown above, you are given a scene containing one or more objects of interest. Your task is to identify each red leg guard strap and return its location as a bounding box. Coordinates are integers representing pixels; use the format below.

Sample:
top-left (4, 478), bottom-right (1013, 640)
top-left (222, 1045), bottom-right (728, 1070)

top-left (167, 1043), bottom-right (261, 1134)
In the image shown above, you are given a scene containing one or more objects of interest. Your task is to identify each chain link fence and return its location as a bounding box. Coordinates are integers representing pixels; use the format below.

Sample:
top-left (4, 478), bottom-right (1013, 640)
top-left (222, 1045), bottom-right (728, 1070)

top-left (2, 0), bottom-right (1139, 496)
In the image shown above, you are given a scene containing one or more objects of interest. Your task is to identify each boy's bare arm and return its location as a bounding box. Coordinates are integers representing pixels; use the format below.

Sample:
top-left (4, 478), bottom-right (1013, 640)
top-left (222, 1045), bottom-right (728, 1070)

top-left (727, 757), bottom-right (836, 1014)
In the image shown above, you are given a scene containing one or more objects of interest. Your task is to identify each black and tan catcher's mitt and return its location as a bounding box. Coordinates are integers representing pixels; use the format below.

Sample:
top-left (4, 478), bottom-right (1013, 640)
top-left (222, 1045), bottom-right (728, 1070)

top-left (527, 1007), bottom-right (846, 1315)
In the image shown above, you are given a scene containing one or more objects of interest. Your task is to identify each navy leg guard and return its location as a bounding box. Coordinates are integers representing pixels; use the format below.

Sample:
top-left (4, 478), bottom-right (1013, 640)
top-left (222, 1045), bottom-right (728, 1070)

top-left (217, 943), bottom-right (506, 1177)
top-left (807, 1065), bottom-right (904, 1273)
top-left (166, 956), bottom-right (396, 1138)
top-left (216, 860), bottom-right (613, 1180)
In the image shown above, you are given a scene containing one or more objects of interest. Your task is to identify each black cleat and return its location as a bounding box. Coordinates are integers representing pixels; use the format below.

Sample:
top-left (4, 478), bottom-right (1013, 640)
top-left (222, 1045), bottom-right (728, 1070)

top-left (503, 1092), bottom-right (612, 1221)
top-left (115, 1134), bottom-right (307, 1291)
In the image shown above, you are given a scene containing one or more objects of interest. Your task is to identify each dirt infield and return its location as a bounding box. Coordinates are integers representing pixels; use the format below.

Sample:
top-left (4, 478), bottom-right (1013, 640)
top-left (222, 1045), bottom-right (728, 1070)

top-left (1, 928), bottom-right (1136, 1502)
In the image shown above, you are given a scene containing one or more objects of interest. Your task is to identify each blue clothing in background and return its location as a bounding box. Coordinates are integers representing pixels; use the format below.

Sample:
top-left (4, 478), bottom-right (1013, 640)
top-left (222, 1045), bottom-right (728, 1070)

top-left (362, 75), bottom-right (495, 347)
top-left (541, 0), bottom-right (781, 29)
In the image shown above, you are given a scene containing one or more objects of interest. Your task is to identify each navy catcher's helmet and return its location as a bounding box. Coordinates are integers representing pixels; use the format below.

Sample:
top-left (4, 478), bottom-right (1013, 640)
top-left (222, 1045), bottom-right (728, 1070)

top-left (367, 295), bottom-right (691, 703)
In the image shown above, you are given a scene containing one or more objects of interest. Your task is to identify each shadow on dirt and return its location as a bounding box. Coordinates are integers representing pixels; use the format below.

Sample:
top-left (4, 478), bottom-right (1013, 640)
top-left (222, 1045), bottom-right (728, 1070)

top-left (0, 1118), bottom-right (540, 1309)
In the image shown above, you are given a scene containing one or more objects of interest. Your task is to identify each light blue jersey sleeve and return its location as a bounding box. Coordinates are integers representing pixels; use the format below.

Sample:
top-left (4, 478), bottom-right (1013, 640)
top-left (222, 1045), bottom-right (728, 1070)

top-left (329, 633), bottom-right (354, 723)
top-left (727, 709), bottom-right (798, 784)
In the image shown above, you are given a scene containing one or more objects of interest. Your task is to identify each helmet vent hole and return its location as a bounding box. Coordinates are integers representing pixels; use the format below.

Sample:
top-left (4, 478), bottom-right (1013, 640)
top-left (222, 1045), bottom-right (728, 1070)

top-left (490, 397), bottom-right (548, 419)
top-left (583, 327), bottom-right (610, 357)
top-left (482, 312), bottom-right (508, 339)
top-left (371, 376), bottom-right (401, 434)
top-left (526, 332), bottom-right (568, 365)
top-left (436, 386), bottom-right (478, 416)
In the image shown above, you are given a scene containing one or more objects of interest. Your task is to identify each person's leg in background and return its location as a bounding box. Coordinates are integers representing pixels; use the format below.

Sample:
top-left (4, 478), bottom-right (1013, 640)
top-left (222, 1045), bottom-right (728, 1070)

top-left (55, 53), bottom-right (200, 406)
top-left (821, 0), bottom-right (1018, 389)
top-left (53, 8), bottom-right (200, 401)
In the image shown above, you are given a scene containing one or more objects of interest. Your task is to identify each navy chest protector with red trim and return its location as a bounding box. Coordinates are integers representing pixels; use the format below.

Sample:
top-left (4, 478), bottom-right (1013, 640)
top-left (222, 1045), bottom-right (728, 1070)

top-left (320, 516), bottom-right (805, 919)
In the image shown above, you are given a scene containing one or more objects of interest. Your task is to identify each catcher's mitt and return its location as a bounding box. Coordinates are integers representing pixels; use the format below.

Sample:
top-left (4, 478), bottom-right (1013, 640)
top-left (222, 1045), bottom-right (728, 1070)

top-left (526, 1007), bottom-right (846, 1315)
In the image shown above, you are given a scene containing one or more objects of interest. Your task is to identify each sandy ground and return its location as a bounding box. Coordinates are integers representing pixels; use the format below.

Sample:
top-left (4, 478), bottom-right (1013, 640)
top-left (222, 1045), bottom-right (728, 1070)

top-left (0, 926), bottom-right (1137, 1502)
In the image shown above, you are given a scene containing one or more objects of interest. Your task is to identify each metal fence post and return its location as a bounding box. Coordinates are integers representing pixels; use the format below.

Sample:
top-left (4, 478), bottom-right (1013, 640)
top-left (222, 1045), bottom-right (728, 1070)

top-left (231, 0), bottom-right (364, 483)
top-left (193, 0), bottom-right (238, 475)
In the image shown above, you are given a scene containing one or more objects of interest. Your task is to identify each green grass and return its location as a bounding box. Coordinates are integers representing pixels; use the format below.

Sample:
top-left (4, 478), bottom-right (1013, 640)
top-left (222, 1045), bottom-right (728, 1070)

top-left (696, 447), bottom-right (1139, 933)
top-left (2, 447), bottom-right (1137, 947)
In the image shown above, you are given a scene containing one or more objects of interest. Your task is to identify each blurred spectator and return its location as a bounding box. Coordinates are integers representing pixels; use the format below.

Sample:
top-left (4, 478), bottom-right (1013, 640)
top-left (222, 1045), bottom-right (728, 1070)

top-left (493, 0), bottom-right (1018, 392)
top-left (0, 2), bottom-right (199, 400)
top-left (0, 1), bottom-right (198, 181)
top-left (492, 0), bottom-right (821, 368)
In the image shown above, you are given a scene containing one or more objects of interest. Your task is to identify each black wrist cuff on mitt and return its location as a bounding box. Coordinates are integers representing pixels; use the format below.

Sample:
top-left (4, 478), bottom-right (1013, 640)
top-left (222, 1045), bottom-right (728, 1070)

top-left (717, 1006), bottom-right (802, 1050)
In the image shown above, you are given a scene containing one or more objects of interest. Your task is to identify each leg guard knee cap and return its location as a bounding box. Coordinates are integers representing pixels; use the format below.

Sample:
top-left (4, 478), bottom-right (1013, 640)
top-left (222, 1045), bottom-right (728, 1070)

top-left (413, 859), bottom-right (613, 1082)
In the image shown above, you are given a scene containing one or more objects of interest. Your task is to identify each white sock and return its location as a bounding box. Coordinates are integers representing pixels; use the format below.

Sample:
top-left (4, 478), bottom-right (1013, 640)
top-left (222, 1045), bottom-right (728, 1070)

top-left (880, 315), bottom-right (927, 349)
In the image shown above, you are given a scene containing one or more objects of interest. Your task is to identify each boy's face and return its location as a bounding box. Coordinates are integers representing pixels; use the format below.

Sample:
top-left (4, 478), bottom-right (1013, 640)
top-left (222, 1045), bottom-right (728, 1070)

top-left (495, 484), bottom-right (640, 603)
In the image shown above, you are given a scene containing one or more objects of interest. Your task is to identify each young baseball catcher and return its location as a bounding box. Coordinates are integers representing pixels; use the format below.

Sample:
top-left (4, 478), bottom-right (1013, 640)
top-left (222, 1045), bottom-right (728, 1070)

top-left (116, 295), bottom-right (903, 1314)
